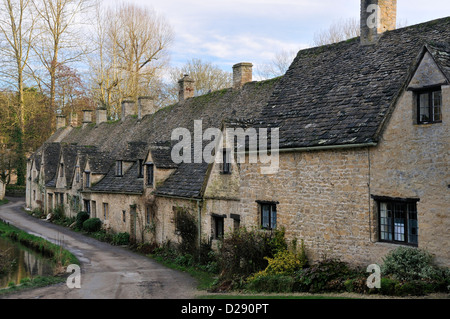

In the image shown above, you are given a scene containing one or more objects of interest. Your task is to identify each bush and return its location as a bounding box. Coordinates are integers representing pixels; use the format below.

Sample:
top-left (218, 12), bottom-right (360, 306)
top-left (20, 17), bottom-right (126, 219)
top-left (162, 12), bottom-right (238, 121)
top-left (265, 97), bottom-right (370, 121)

top-left (217, 227), bottom-right (287, 280)
top-left (82, 218), bottom-right (102, 233)
top-left (293, 259), bottom-right (360, 293)
top-left (248, 249), bottom-right (307, 281)
top-left (382, 247), bottom-right (442, 281)
top-left (75, 211), bottom-right (90, 230)
top-left (112, 232), bottom-right (130, 246)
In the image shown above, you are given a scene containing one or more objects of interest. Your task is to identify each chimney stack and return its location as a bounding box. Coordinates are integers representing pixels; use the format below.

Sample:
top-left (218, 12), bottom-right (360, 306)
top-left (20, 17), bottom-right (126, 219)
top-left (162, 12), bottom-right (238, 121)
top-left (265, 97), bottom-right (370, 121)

top-left (56, 115), bottom-right (66, 130)
top-left (360, 0), bottom-right (397, 45)
top-left (96, 107), bottom-right (108, 125)
top-left (121, 100), bottom-right (136, 121)
top-left (82, 110), bottom-right (93, 127)
top-left (233, 62), bottom-right (253, 89)
top-left (178, 75), bottom-right (195, 101)
top-left (138, 96), bottom-right (157, 120)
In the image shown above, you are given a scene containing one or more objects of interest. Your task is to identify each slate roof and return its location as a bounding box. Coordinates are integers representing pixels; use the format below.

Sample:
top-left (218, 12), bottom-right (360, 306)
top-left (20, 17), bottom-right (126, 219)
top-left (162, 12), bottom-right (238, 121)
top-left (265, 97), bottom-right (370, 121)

top-left (43, 143), bottom-right (61, 186)
top-left (253, 17), bottom-right (450, 149)
top-left (89, 161), bottom-right (143, 194)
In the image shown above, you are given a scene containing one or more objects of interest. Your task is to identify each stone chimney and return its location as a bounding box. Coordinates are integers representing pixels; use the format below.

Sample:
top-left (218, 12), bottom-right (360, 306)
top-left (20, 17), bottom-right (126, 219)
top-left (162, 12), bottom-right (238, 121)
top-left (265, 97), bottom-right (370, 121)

top-left (69, 113), bottom-right (78, 127)
top-left (121, 100), bottom-right (136, 121)
top-left (82, 110), bottom-right (93, 127)
top-left (360, 0), bottom-right (397, 45)
top-left (96, 107), bottom-right (108, 125)
top-left (56, 115), bottom-right (66, 130)
top-left (178, 75), bottom-right (195, 101)
top-left (233, 62), bottom-right (253, 89)
top-left (138, 96), bottom-right (157, 120)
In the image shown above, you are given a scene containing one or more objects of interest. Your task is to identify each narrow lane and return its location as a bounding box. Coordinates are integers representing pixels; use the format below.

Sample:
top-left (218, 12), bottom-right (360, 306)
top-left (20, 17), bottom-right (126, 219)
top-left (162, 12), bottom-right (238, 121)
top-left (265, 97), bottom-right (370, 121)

top-left (0, 197), bottom-right (197, 299)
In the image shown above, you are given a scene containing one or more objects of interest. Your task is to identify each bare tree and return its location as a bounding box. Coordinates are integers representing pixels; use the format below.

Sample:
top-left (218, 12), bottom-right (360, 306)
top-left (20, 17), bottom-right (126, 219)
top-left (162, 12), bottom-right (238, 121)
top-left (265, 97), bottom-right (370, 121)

top-left (88, 2), bottom-right (173, 118)
top-left (31, 0), bottom-right (92, 111)
top-left (256, 49), bottom-right (298, 80)
top-left (0, 0), bottom-right (37, 185)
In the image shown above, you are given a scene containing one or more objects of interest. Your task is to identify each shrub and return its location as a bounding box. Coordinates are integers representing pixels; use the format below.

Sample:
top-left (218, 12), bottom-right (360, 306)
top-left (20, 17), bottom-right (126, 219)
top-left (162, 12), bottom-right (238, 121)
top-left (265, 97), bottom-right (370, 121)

top-left (293, 259), bottom-right (359, 293)
top-left (112, 232), bottom-right (130, 246)
top-left (382, 247), bottom-right (442, 281)
top-left (248, 249), bottom-right (307, 281)
top-left (217, 227), bottom-right (286, 280)
top-left (82, 218), bottom-right (102, 233)
top-left (174, 208), bottom-right (197, 255)
top-left (75, 211), bottom-right (90, 230)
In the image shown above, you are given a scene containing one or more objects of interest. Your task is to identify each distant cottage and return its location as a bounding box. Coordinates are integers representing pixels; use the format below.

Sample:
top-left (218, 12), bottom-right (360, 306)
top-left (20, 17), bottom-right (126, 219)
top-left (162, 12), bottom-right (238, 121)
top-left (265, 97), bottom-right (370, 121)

top-left (26, 0), bottom-right (450, 267)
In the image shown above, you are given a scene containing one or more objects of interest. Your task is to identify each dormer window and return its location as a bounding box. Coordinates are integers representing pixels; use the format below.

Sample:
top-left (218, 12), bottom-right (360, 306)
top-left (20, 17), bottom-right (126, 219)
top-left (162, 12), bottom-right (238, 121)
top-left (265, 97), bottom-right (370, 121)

top-left (75, 165), bottom-right (80, 183)
top-left (146, 163), bottom-right (154, 187)
top-left (116, 160), bottom-right (123, 176)
top-left (417, 87), bottom-right (442, 124)
top-left (222, 148), bottom-right (231, 174)
top-left (85, 171), bottom-right (91, 188)
top-left (138, 159), bottom-right (144, 178)
top-left (60, 163), bottom-right (64, 177)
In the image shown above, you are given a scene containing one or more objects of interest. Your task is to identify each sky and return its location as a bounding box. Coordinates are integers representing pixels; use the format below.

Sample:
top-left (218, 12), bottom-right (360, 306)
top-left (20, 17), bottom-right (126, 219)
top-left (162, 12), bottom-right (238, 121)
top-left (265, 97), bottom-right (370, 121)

top-left (115, 0), bottom-right (450, 75)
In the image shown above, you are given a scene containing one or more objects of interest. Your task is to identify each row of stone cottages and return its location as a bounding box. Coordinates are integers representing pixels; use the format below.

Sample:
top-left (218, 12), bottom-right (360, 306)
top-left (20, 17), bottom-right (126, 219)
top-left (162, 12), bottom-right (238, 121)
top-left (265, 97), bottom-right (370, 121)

top-left (26, 6), bottom-right (449, 267)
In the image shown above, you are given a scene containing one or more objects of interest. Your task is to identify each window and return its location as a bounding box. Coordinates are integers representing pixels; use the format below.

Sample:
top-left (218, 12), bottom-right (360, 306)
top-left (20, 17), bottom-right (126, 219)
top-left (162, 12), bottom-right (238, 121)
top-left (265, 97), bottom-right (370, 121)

top-left (33, 190), bottom-right (36, 201)
top-left (84, 200), bottom-right (91, 215)
top-left (417, 88), bottom-right (442, 124)
top-left (116, 161), bottom-right (123, 176)
top-left (85, 171), bottom-right (91, 188)
top-left (376, 198), bottom-right (418, 246)
top-left (91, 201), bottom-right (96, 218)
top-left (138, 160), bottom-right (144, 178)
top-left (103, 203), bottom-right (109, 220)
top-left (258, 202), bottom-right (277, 230)
top-left (122, 210), bottom-right (126, 223)
top-left (146, 206), bottom-right (151, 225)
top-left (75, 166), bottom-right (80, 183)
top-left (60, 163), bottom-right (64, 177)
top-left (222, 148), bottom-right (231, 174)
top-left (212, 215), bottom-right (224, 239)
top-left (146, 163), bottom-right (154, 186)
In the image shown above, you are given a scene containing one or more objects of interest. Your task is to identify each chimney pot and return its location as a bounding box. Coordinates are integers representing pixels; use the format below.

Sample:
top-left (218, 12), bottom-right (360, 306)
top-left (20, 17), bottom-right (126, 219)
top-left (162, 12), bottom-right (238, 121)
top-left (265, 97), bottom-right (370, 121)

top-left (82, 110), bottom-right (93, 127)
top-left (121, 100), bottom-right (136, 121)
top-left (56, 115), bottom-right (66, 130)
top-left (178, 75), bottom-right (195, 101)
top-left (96, 107), bottom-right (108, 125)
top-left (360, 0), bottom-right (397, 45)
top-left (138, 96), bottom-right (156, 120)
top-left (233, 62), bottom-right (253, 89)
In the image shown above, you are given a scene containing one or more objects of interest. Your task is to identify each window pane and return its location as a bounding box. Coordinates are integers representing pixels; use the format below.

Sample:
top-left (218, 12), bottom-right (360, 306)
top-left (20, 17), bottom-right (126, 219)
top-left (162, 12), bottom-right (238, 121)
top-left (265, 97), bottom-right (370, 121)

top-left (270, 205), bottom-right (277, 229)
top-left (408, 203), bottom-right (418, 245)
top-left (380, 202), bottom-right (392, 241)
top-left (393, 203), bottom-right (406, 242)
top-left (419, 93), bottom-right (430, 122)
top-left (262, 205), bottom-right (270, 229)
top-left (432, 91), bottom-right (442, 122)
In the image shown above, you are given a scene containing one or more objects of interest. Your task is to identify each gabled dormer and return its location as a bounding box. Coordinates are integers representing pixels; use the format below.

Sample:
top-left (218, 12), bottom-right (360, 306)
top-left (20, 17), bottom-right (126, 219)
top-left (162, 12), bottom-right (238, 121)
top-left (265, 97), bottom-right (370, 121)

top-left (407, 44), bottom-right (450, 125)
top-left (55, 154), bottom-right (66, 189)
top-left (143, 144), bottom-right (178, 193)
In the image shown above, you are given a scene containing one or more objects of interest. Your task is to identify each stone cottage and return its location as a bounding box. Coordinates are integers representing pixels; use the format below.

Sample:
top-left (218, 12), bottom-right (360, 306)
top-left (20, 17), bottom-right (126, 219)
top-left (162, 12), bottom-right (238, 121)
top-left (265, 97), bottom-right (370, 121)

top-left (26, 0), bottom-right (449, 267)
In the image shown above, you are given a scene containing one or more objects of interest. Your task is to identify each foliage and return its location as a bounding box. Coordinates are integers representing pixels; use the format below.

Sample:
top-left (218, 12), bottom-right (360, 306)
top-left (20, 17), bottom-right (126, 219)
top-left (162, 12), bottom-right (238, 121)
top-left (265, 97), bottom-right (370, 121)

top-left (381, 247), bottom-right (444, 281)
top-left (75, 211), bottom-right (90, 230)
top-left (174, 208), bottom-right (197, 254)
top-left (248, 249), bottom-right (307, 282)
top-left (111, 232), bottom-right (130, 246)
top-left (82, 218), bottom-right (102, 233)
top-left (216, 227), bottom-right (287, 281)
top-left (293, 259), bottom-right (360, 293)
top-left (246, 274), bottom-right (295, 293)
